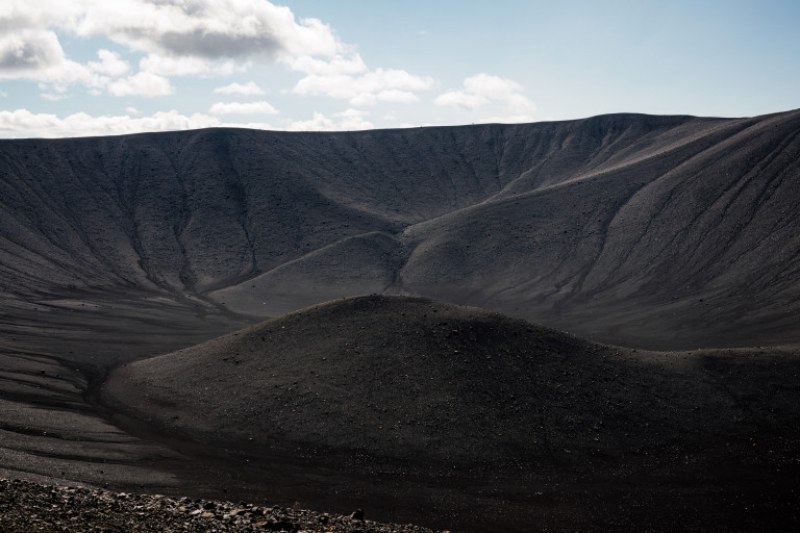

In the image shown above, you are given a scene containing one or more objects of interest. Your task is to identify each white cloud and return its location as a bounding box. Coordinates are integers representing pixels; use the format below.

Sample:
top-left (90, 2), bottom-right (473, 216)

top-left (434, 91), bottom-right (487, 110)
top-left (0, 1), bottom-right (445, 135)
top-left (139, 53), bottom-right (243, 77)
top-left (0, 107), bottom-right (373, 137)
top-left (0, 1), bottom-right (342, 93)
top-left (73, 0), bottom-right (341, 61)
top-left (209, 100), bottom-right (278, 115)
top-left (0, 28), bottom-right (105, 89)
top-left (138, 53), bottom-right (205, 76)
top-left (435, 73), bottom-right (537, 121)
top-left (0, 1), bottom-right (83, 32)
top-left (464, 73), bottom-right (523, 99)
top-left (287, 49), bottom-right (433, 108)
top-left (40, 92), bottom-right (67, 101)
top-left (375, 89), bottom-right (420, 103)
top-left (293, 67), bottom-right (433, 106)
top-left (288, 109), bottom-right (373, 131)
top-left (480, 114), bottom-right (542, 124)
top-left (107, 71), bottom-right (173, 97)
top-left (286, 112), bottom-right (333, 131)
top-left (214, 81), bottom-right (265, 95)
top-left (0, 29), bottom-right (64, 74)
top-left (88, 49), bottom-right (129, 77)
top-left (0, 1), bottom-right (434, 110)
top-left (125, 106), bottom-right (140, 115)
top-left (225, 120), bottom-right (276, 130)
top-left (288, 54), bottom-right (367, 76)
top-left (0, 28), bottom-right (161, 98)
top-left (335, 108), bottom-right (373, 130)
top-left (0, 108), bottom-right (222, 138)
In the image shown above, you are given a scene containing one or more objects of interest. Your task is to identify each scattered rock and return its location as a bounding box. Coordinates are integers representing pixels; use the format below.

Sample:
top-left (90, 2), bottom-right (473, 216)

top-left (0, 478), bottom-right (439, 532)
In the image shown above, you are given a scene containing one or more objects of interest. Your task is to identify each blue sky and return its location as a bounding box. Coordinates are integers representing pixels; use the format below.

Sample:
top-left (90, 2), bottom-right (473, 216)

top-left (0, 0), bottom-right (798, 137)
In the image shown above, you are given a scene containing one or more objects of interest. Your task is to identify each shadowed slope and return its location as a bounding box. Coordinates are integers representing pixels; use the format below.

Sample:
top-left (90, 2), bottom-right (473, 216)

top-left (104, 296), bottom-right (800, 470)
top-left (2, 106), bottom-right (800, 531)
top-left (1, 109), bottom-right (799, 347)
top-left (400, 110), bottom-right (800, 347)
top-left (102, 295), bottom-right (800, 532)
top-left (210, 231), bottom-right (403, 316)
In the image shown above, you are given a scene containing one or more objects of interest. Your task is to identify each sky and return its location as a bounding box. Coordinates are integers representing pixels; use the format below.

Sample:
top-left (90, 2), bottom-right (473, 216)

top-left (0, 0), bottom-right (798, 138)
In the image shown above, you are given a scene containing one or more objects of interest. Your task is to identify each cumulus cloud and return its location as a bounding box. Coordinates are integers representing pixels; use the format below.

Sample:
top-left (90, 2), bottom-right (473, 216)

top-left (213, 81), bottom-right (265, 95)
top-left (463, 73), bottom-right (524, 99)
top-left (107, 71), bottom-right (172, 97)
top-left (139, 53), bottom-right (243, 77)
top-left (40, 92), bottom-right (67, 101)
top-left (0, 1), bottom-right (83, 32)
top-left (1, 1), bottom-right (434, 108)
top-left (0, 1), bottom-right (441, 135)
top-left (288, 54), bottom-right (367, 76)
top-left (0, 27), bottom-right (149, 97)
top-left (0, 1), bottom-right (340, 92)
top-left (288, 109), bottom-right (373, 131)
top-left (435, 73), bottom-right (537, 121)
top-left (88, 49), bottom-right (129, 77)
top-left (0, 29), bottom-right (64, 74)
top-left (0, 107), bottom-right (371, 137)
top-left (0, 28), bottom-right (104, 91)
top-left (67, 0), bottom-right (340, 79)
top-left (286, 51), bottom-right (433, 107)
top-left (0, 108), bottom-right (222, 138)
top-left (293, 67), bottom-right (433, 106)
top-left (209, 100), bottom-right (278, 115)
top-left (72, 0), bottom-right (339, 60)
top-left (434, 91), bottom-right (487, 110)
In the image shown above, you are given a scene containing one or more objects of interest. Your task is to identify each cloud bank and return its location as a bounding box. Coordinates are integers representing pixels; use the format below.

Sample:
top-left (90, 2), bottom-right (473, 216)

top-left (209, 100), bottom-right (278, 115)
top-left (214, 81), bottom-right (266, 95)
top-left (0, 2), bottom-right (538, 136)
top-left (436, 73), bottom-right (537, 122)
top-left (0, 107), bottom-right (378, 137)
top-left (0, 108), bottom-right (220, 138)
top-left (0, 0), bottom-right (433, 104)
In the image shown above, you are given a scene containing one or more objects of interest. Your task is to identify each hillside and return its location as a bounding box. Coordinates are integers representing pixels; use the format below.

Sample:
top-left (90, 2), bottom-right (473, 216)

top-left (2, 110), bottom-right (800, 531)
top-left (104, 295), bottom-right (800, 467)
top-left (102, 295), bottom-right (800, 532)
top-left (1, 109), bottom-right (799, 347)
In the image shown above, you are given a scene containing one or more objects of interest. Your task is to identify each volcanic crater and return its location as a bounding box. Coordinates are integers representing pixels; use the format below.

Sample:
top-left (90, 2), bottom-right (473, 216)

top-left (2, 109), bottom-right (800, 532)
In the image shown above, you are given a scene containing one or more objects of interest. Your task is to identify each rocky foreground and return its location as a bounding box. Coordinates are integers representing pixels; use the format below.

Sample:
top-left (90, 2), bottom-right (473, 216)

top-left (0, 479), bottom-right (441, 533)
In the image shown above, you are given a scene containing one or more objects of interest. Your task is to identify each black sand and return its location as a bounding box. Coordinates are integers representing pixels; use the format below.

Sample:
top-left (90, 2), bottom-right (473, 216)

top-left (1, 110), bottom-right (800, 531)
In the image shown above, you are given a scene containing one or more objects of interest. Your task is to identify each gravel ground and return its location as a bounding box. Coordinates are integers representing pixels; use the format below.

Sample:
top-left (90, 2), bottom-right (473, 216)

top-left (0, 478), bottom-right (442, 533)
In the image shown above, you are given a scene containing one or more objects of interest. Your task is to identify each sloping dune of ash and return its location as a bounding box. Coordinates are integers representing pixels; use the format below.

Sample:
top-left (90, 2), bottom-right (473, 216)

top-left (103, 295), bottom-right (800, 532)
